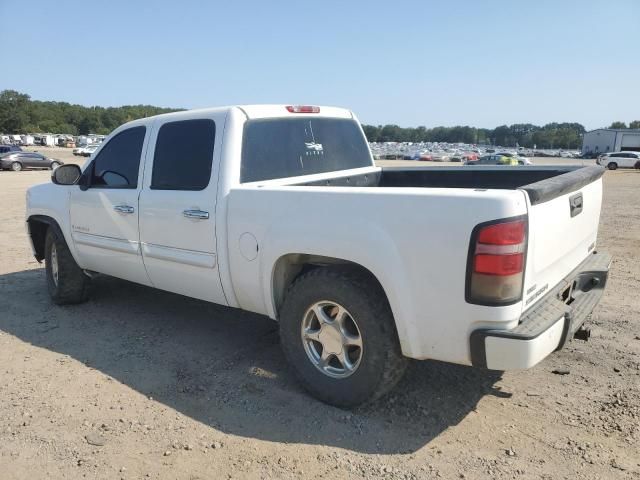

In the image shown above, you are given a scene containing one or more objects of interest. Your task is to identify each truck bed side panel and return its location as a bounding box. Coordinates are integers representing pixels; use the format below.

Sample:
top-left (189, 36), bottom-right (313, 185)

top-left (226, 186), bottom-right (527, 364)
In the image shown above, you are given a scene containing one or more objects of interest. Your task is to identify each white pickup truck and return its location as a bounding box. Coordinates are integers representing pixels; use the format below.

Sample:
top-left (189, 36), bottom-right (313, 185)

top-left (26, 105), bottom-right (610, 407)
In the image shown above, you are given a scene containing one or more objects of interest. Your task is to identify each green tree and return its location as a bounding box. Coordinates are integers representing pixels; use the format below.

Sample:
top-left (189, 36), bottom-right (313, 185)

top-left (609, 121), bottom-right (627, 129)
top-left (629, 120), bottom-right (640, 129)
top-left (0, 90), bottom-right (31, 133)
top-left (362, 125), bottom-right (380, 142)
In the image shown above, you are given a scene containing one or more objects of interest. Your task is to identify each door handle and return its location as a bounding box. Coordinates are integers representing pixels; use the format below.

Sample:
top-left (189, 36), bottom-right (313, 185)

top-left (113, 205), bottom-right (135, 214)
top-left (183, 209), bottom-right (209, 220)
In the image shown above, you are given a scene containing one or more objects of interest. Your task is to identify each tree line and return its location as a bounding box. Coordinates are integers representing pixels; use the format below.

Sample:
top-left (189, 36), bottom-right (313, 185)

top-left (364, 122), bottom-right (591, 149)
top-left (0, 90), bottom-right (181, 136)
top-left (609, 121), bottom-right (640, 129)
top-left (1, 90), bottom-right (638, 148)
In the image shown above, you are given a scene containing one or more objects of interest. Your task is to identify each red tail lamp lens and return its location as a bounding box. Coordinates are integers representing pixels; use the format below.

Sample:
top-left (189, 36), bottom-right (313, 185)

top-left (474, 253), bottom-right (524, 276)
top-left (477, 220), bottom-right (526, 245)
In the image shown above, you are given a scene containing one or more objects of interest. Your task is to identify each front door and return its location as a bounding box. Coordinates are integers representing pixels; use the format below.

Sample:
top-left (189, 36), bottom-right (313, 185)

top-left (69, 125), bottom-right (151, 286)
top-left (138, 113), bottom-right (227, 304)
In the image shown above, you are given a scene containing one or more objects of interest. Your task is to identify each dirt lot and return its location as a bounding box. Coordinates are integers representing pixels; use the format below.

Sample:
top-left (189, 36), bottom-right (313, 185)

top-left (1, 153), bottom-right (639, 479)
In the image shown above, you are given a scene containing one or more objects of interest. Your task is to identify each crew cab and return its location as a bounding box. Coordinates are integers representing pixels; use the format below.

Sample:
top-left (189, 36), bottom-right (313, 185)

top-left (25, 105), bottom-right (610, 407)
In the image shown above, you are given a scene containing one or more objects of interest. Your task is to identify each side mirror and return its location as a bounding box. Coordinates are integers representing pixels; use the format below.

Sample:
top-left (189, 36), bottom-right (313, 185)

top-left (51, 164), bottom-right (81, 185)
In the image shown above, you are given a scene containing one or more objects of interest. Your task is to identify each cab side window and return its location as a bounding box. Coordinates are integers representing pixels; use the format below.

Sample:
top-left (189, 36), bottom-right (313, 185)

top-left (89, 126), bottom-right (146, 188)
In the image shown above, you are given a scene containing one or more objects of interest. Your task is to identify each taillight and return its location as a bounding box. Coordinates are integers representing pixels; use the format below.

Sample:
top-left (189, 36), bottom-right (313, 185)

top-left (466, 218), bottom-right (527, 305)
top-left (286, 105), bottom-right (320, 113)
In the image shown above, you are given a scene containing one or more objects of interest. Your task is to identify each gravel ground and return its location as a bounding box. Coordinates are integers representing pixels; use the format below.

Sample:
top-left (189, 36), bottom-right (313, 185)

top-left (0, 152), bottom-right (638, 479)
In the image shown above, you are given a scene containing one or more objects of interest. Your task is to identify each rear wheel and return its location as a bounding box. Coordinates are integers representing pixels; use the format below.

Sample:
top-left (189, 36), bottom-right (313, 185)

top-left (607, 162), bottom-right (618, 170)
top-left (11, 162), bottom-right (22, 171)
top-left (279, 267), bottom-right (407, 407)
top-left (45, 229), bottom-right (91, 305)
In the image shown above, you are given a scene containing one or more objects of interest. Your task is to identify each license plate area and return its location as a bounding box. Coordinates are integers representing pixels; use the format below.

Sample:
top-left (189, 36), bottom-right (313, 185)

top-left (558, 280), bottom-right (577, 305)
top-left (558, 269), bottom-right (606, 306)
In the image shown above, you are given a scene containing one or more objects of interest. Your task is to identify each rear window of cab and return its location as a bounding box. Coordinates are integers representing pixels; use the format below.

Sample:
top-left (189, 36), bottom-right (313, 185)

top-left (240, 118), bottom-right (372, 183)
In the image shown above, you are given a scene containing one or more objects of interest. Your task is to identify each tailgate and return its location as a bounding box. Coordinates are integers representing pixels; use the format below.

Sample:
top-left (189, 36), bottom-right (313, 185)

top-left (521, 166), bottom-right (605, 310)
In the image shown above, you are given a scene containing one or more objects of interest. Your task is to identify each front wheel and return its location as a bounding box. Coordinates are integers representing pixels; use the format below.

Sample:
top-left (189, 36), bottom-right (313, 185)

top-left (50, 161), bottom-right (61, 170)
top-left (607, 162), bottom-right (618, 170)
top-left (279, 267), bottom-right (407, 407)
top-left (11, 162), bottom-right (22, 171)
top-left (45, 229), bottom-right (91, 305)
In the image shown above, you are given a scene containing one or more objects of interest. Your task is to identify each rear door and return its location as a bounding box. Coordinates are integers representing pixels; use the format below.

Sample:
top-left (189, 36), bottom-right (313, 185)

top-left (27, 153), bottom-right (48, 168)
top-left (138, 112), bottom-right (227, 304)
top-left (521, 169), bottom-right (603, 309)
top-left (69, 125), bottom-right (151, 286)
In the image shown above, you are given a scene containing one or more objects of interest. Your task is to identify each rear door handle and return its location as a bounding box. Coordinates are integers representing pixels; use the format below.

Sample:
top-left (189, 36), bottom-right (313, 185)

top-left (114, 205), bottom-right (135, 214)
top-left (183, 209), bottom-right (209, 220)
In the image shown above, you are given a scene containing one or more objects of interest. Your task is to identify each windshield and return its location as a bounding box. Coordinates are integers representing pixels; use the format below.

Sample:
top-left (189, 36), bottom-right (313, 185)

top-left (241, 117), bottom-right (372, 183)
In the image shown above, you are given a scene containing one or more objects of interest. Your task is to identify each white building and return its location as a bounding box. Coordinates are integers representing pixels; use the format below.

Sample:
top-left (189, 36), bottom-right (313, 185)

top-left (582, 128), bottom-right (640, 156)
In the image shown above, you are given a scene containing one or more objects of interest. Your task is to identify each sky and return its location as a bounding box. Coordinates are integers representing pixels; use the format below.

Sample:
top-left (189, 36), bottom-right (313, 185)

top-left (1, 0), bottom-right (639, 130)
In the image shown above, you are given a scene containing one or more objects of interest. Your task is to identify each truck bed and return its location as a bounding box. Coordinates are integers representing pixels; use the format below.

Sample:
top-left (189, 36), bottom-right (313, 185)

top-left (297, 165), bottom-right (604, 205)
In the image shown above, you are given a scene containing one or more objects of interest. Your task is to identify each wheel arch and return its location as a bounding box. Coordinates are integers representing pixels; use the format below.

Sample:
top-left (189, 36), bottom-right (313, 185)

top-left (268, 252), bottom-right (416, 357)
top-left (271, 254), bottom-right (389, 318)
top-left (27, 215), bottom-right (66, 262)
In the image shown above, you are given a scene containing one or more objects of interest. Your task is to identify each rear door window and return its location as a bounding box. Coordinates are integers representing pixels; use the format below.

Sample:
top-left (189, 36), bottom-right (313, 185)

top-left (241, 118), bottom-right (372, 182)
top-left (151, 119), bottom-right (216, 190)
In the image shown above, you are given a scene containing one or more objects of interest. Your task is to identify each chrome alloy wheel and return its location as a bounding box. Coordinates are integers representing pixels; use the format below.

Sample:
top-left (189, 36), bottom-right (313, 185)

top-left (50, 243), bottom-right (59, 286)
top-left (301, 301), bottom-right (363, 378)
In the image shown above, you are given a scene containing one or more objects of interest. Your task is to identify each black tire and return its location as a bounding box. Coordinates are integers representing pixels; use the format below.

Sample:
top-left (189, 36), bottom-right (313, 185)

top-left (45, 228), bottom-right (91, 305)
top-left (49, 161), bottom-right (61, 170)
top-left (11, 162), bottom-right (22, 172)
top-left (279, 267), bottom-right (407, 407)
top-left (607, 162), bottom-right (618, 170)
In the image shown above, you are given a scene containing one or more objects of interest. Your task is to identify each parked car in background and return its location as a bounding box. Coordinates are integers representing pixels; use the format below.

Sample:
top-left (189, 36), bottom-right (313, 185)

top-left (449, 151), bottom-right (478, 162)
top-left (465, 154), bottom-right (520, 166)
top-left (431, 152), bottom-right (450, 162)
top-left (81, 145), bottom-right (100, 157)
top-left (73, 145), bottom-right (89, 156)
top-left (495, 151), bottom-right (532, 165)
top-left (596, 151), bottom-right (640, 170)
top-left (0, 145), bottom-right (23, 155)
top-left (0, 151), bottom-right (63, 171)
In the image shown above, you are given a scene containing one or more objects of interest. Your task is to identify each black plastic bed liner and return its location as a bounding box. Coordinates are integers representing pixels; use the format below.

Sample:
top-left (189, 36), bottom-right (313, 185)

top-left (297, 164), bottom-right (605, 205)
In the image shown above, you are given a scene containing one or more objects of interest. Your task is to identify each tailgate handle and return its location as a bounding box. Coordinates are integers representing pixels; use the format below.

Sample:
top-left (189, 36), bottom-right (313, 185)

top-left (570, 193), bottom-right (583, 217)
